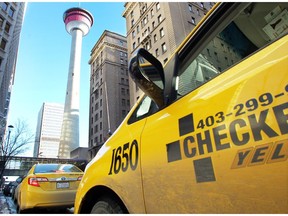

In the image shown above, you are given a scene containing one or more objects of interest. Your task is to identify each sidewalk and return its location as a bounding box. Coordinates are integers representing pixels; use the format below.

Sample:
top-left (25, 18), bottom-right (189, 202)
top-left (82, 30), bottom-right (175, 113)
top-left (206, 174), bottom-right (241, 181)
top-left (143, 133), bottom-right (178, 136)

top-left (0, 191), bottom-right (11, 214)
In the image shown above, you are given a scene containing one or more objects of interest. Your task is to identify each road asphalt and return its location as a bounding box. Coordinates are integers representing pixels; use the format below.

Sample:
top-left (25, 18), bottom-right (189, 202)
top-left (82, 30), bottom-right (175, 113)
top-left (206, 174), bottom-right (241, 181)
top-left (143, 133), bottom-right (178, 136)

top-left (0, 190), bottom-right (11, 214)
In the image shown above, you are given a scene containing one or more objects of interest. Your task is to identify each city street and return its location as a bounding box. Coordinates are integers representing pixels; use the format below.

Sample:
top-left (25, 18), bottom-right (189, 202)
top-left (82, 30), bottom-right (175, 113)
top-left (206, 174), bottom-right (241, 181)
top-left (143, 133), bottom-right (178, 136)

top-left (0, 191), bottom-right (73, 214)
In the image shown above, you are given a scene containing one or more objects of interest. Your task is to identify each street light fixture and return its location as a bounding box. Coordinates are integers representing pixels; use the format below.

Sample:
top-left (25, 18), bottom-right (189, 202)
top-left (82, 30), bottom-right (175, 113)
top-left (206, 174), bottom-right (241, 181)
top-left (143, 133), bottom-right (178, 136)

top-left (6, 125), bottom-right (14, 146)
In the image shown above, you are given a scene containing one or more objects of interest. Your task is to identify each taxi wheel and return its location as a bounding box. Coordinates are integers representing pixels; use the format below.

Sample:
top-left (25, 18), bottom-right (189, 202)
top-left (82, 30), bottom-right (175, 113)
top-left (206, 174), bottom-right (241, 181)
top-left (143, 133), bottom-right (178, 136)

top-left (91, 197), bottom-right (124, 213)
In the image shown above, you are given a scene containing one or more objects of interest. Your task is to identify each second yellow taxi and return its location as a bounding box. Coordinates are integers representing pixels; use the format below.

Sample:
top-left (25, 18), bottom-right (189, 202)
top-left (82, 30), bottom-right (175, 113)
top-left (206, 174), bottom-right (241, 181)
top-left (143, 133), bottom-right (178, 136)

top-left (16, 163), bottom-right (83, 213)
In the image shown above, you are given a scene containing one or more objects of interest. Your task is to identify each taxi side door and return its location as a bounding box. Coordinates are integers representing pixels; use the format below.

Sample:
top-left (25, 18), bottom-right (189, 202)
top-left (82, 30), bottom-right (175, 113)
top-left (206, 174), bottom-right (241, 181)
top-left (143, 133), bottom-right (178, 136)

top-left (137, 2), bottom-right (288, 214)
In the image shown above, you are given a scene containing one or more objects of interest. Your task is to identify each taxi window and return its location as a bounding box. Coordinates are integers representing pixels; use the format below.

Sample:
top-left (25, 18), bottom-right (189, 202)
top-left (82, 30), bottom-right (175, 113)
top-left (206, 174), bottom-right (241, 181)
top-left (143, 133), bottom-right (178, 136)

top-left (34, 164), bottom-right (82, 173)
top-left (177, 3), bottom-right (288, 97)
top-left (128, 96), bottom-right (158, 124)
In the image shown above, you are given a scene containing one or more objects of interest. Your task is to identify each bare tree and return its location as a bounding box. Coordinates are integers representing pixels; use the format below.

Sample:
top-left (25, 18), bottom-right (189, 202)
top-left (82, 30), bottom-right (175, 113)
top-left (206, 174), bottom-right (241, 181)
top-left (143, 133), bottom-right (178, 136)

top-left (0, 119), bottom-right (34, 181)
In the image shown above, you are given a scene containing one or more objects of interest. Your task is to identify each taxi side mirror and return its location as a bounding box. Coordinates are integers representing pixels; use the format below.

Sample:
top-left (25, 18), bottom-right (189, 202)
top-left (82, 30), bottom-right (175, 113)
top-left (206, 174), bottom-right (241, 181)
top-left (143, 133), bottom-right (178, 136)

top-left (129, 48), bottom-right (165, 108)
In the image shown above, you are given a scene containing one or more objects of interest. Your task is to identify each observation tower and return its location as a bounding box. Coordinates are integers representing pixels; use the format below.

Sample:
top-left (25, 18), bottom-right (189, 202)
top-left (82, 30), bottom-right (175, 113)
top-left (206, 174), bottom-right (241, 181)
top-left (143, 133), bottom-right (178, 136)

top-left (58, 8), bottom-right (93, 159)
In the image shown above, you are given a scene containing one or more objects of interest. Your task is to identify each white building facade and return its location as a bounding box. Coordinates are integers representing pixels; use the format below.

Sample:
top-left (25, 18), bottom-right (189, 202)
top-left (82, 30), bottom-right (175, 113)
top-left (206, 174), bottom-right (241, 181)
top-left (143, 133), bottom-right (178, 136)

top-left (34, 103), bottom-right (64, 158)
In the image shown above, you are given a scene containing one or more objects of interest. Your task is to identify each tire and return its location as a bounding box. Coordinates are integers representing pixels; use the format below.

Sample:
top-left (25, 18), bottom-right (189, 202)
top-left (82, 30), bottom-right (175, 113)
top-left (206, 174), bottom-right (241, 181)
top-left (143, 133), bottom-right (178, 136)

top-left (91, 197), bottom-right (125, 214)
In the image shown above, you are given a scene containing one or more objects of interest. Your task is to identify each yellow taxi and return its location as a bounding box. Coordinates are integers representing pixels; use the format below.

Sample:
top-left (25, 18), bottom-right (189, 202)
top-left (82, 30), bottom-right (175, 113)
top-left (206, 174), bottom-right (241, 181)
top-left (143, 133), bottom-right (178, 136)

top-left (75, 2), bottom-right (288, 214)
top-left (16, 163), bottom-right (83, 213)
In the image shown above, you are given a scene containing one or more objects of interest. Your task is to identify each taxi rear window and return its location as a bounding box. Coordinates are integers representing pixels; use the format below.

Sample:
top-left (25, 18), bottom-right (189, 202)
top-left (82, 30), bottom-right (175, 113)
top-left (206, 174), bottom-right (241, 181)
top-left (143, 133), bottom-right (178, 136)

top-left (34, 164), bottom-right (82, 173)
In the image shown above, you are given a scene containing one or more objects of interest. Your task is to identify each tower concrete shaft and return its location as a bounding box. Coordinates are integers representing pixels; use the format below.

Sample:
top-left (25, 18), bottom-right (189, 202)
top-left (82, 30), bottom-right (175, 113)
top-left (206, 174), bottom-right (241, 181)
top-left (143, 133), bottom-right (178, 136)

top-left (58, 8), bottom-right (93, 159)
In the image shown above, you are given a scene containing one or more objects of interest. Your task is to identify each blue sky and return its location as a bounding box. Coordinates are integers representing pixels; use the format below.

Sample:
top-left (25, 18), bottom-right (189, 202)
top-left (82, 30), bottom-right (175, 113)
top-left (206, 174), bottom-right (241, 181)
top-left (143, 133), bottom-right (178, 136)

top-left (8, 2), bottom-right (127, 156)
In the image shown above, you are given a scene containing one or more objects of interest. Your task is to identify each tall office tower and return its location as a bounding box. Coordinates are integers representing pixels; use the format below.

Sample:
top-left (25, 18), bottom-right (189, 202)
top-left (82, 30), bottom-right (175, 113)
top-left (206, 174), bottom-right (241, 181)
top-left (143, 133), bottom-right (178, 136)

top-left (88, 30), bottom-right (129, 158)
top-left (34, 103), bottom-right (64, 158)
top-left (122, 2), bottom-right (215, 105)
top-left (58, 8), bottom-right (93, 159)
top-left (0, 2), bottom-right (25, 144)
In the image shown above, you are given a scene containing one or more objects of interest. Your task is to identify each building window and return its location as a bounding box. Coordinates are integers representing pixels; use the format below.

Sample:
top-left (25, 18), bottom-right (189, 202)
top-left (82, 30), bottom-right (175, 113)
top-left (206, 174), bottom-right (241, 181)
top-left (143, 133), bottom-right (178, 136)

top-left (191, 17), bottom-right (196, 24)
top-left (197, 9), bottom-right (200, 16)
top-left (146, 41), bottom-right (151, 50)
top-left (122, 99), bottom-right (125, 106)
top-left (122, 110), bottom-right (126, 118)
top-left (152, 21), bottom-right (155, 29)
top-left (132, 30), bottom-right (135, 38)
top-left (161, 43), bottom-right (167, 53)
top-left (158, 15), bottom-right (162, 23)
top-left (4, 22), bottom-right (11, 34)
top-left (0, 39), bottom-right (7, 50)
top-left (214, 52), bottom-right (219, 61)
top-left (207, 48), bottom-right (211, 56)
top-left (155, 48), bottom-right (159, 56)
top-left (143, 16), bottom-right (148, 25)
top-left (132, 42), bottom-right (136, 50)
top-left (0, 57), bottom-right (3, 67)
top-left (130, 10), bottom-right (134, 18)
top-left (151, 9), bottom-right (154, 17)
top-left (189, 4), bottom-right (193, 12)
top-left (154, 34), bottom-right (157, 42)
top-left (156, 3), bottom-right (160, 11)
top-left (0, 17), bottom-right (4, 28)
top-left (8, 7), bottom-right (15, 18)
top-left (137, 25), bottom-right (139, 33)
top-left (131, 19), bottom-right (135, 26)
top-left (1, 2), bottom-right (8, 11)
top-left (200, 2), bottom-right (204, 8)
top-left (160, 28), bottom-right (164, 38)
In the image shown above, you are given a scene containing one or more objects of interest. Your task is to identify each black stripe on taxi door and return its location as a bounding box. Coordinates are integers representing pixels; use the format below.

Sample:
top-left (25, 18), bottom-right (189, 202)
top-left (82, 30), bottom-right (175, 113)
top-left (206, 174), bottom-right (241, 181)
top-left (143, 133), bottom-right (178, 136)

top-left (179, 114), bottom-right (195, 136)
top-left (193, 157), bottom-right (216, 183)
top-left (166, 141), bottom-right (182, 162)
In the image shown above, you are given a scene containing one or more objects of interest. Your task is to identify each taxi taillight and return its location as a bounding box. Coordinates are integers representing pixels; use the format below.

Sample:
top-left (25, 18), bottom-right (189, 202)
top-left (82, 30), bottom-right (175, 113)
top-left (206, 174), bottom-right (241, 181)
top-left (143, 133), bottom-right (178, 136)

top-left (28, 177), bottom-right (48, 187)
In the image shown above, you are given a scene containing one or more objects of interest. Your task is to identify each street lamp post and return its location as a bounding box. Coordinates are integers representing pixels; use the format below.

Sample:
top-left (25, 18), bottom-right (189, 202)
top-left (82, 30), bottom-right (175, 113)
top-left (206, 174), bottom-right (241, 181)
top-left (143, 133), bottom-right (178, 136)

top-left (6, 125), bottom-right (14, 147)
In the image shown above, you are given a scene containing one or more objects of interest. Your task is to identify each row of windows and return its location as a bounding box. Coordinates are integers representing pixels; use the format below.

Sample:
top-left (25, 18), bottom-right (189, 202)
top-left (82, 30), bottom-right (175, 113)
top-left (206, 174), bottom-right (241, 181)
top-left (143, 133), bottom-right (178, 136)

top-left (91, 134), bottom-right (103, 146)
top-left (91, 122), bottom-right (103, 134)
top-left (0, 16), bottom-right (11, 34)
top-left (132, 13), bottom-right (163, 39)
top-left (92, 50), bottom-right (128, 71)
top-left (1, 2), bottom-right (15, 18)
top-left (188, 3), bottom-right (207, 14)
top-left (92, 110), bottom-right (103, 122)
top-left (130, 2), bottom-right (161, 27)
top-left (120, 78), bottom-right (129, 85)
top-left (122, 98), bottom-right (130, 107)
top-left (91, 98), bottom-right (103, 113)
top-left (91, 85), bottom-right (130, 103)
